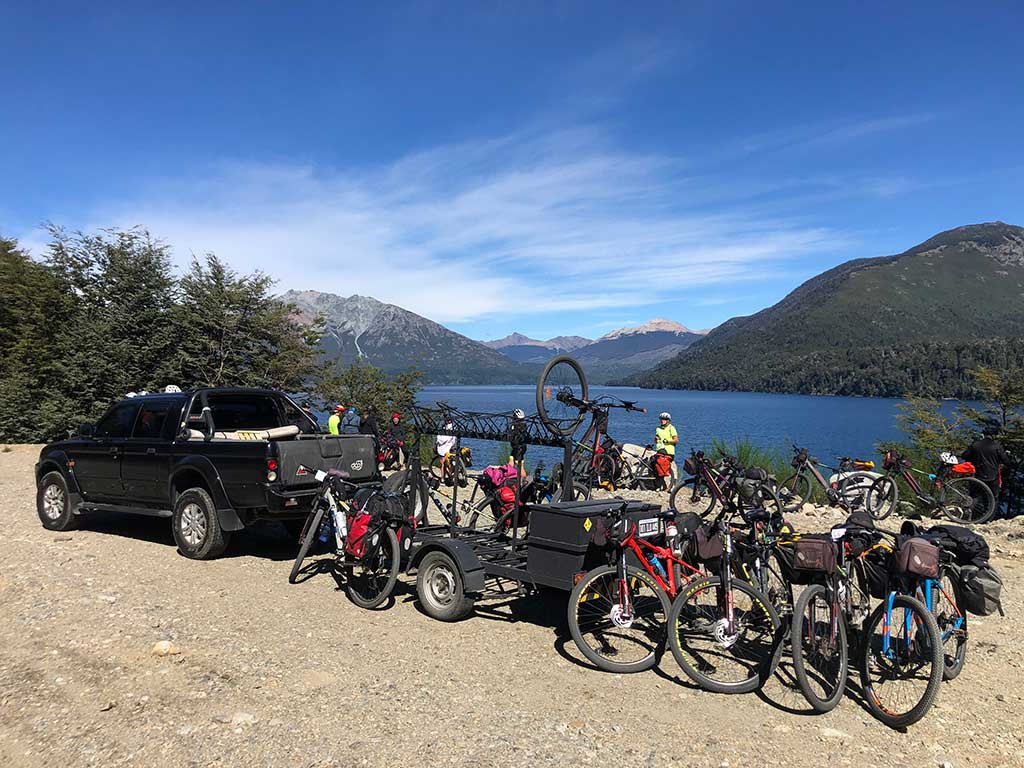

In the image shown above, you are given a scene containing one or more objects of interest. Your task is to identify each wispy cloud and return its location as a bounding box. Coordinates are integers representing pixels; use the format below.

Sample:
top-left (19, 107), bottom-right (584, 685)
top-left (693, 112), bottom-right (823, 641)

top-left (38, 124), bottom-right (846, 324)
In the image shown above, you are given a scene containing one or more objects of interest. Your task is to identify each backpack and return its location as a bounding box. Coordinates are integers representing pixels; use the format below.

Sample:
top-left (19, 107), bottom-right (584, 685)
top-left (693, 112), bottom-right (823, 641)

top-left (956, 563), bottom-right (1004, 616)
top-left (654, 453), bottom-right (673, 478)
top-left (918, 524), bottom-right (990, 567)
top-left (482, 464), bottom-right (517, 490)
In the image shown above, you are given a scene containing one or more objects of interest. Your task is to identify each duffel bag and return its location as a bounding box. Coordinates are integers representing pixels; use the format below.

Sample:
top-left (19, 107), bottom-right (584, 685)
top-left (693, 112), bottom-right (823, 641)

top-left (957, 563), bottom-right (1004, 616)
top-left (793, 535), bottom-right (838, 576)
top-left (694, 524), bottom-right (724, 563)
top-left (893, 537), bottom-right (940, 579)
top-left (924, 524), bottom-right (990, 567)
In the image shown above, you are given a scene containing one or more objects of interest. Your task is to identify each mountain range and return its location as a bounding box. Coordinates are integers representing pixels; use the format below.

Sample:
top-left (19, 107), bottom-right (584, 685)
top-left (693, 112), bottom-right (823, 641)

top-left (632, 222), bottom-right (1024, 398)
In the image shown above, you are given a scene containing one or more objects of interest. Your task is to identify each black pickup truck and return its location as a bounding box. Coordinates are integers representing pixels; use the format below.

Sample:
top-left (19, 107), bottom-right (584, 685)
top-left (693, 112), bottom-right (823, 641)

top-left (34, 388), bottom-right (378, 559)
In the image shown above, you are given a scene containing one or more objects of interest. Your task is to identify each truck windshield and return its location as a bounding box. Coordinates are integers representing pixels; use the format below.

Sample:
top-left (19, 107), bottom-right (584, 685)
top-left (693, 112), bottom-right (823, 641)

top-left (195, 394), bottom-right (283, 431)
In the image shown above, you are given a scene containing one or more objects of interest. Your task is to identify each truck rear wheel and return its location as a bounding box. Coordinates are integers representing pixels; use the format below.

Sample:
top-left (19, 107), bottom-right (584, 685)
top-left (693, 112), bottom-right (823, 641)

top-left (172, 488), bottom-right (231, 560)
top-left (416, 551), bottom-right (474, 621)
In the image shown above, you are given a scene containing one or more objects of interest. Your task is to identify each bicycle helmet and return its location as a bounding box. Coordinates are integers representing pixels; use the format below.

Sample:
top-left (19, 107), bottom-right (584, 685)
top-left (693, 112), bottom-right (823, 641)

top-left (512, 408), bottom-right (525, 419)
top-left (659, 412), bottom-right (671, 421)
top-left (391, 412), bottom-right (401, 420)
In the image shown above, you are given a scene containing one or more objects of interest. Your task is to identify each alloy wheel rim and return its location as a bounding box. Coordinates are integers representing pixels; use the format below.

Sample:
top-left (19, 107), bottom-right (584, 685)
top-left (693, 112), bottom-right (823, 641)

top-left (42, 484), bottom-right (65, 520)
top-left (180, 503), bottom-right (207, 547)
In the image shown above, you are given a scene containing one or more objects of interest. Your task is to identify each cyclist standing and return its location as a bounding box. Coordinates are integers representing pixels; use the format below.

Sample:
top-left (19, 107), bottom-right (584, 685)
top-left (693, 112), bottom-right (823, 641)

top-left (655, 411), bottom-right (678, 491)
top-left (385, 412), bottom-right (407, 469)
top-left (327, 404), bottom-right (345, 435)
top-left (436, 421), bottom-right (457, 484)
top-left (962, 426), bottom-right (1013, 518)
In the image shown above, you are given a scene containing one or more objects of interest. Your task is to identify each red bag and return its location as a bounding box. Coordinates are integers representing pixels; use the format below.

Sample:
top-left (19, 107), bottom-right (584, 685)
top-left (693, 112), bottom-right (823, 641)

top-left (345, 512), bottom-right (372, 557)
top-left (655, 453), bottom-right (673, 478)
top-left (952, 462), bottom-right (975, 475)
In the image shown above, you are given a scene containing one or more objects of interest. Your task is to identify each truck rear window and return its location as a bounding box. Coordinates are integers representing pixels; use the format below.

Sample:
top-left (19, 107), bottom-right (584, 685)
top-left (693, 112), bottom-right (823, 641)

top-left (198, 394), bottom-right (282, 430)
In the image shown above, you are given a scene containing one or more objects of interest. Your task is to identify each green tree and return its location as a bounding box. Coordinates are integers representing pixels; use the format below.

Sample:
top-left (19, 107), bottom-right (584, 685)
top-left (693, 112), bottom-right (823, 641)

top-left (172, 255), bottom-right (323, 391)
top-left (314, 359), bottom-right (421, 422)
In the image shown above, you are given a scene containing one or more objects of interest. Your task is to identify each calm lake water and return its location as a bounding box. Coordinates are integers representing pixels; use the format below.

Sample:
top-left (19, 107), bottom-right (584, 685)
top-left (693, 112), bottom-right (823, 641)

top-left (416, 385), bottom-right (947, 469)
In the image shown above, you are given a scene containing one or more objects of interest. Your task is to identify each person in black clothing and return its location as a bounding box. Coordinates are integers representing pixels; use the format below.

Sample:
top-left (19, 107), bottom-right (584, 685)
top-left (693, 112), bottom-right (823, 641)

top-left (385, 412), bottom-right (407, 469)
top-left (359, 411), bottom-right (380, 440)
top-left (962, 427), bottom-right (1013, 517)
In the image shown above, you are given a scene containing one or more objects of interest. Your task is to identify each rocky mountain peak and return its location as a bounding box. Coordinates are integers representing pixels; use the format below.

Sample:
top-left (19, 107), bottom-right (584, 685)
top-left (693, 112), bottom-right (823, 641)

top-left (599, 318), bottom-right (697, 340)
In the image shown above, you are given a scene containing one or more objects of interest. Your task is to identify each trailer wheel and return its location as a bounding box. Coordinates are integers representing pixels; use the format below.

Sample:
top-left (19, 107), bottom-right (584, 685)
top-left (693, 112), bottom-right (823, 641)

top-left (416, 551), bottom-right (474, 621)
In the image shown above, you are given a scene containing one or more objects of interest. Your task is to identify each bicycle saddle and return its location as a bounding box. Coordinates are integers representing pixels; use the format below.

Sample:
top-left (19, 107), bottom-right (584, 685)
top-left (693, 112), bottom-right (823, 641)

top-left (742, 507), bottom-right (773, 524)
top-left (327, 468), bottom-right (351, 479)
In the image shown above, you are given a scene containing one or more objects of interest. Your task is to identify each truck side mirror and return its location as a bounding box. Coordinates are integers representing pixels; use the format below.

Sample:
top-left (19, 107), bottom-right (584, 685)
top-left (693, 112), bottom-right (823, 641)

top-left (201, 407), bottom-right (215, 440)
top-left (79, 423), bottom-right (95, 438)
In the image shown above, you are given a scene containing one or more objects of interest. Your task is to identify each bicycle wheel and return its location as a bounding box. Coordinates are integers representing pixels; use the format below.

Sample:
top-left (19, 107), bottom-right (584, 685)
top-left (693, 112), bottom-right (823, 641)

top-left (836, 471), bottom-right (877, 510)
top-left (289, 504), bottom-right (328, 584)
top-left (465, 495), bottom-right (497, 530)
top-left (930, 572), bottom-right (968, 681)
top-left (669, 477), bottom-right (717, 516)
top-left (778, 473), bottom-right (811, 512)
top-left (536, 355), bottom-right (588, 436)
top-left (593, 453), bottom-right (616, 488)
top-left (859, 593), bottom-right (944, 728)
top-left (346, 527), bottom-right (400, 609)
top-left (939, 477), bottom-right (995, 525)
top-left (865, 475), bottom-right (898, 520)
top-left (568, 564), bottom-right (670, 673)
top-left (667, 575), bottom-right (781, 694)
top-left (791, 583), bottom-right (848, 712)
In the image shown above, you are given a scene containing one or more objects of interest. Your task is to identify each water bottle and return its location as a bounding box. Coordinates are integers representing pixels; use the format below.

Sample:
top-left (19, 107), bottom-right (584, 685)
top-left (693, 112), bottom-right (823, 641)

top-left (648, 552), bottom-right (668, 580)
top-left (331, 502), bottom-right (347, 549)
top-left (665, 520), bottom-right (681, 557)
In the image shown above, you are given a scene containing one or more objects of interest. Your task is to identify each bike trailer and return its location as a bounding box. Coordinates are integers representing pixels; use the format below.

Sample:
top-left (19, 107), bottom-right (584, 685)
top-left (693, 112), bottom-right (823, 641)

top-left (526, 500), bottom-right (662, 590)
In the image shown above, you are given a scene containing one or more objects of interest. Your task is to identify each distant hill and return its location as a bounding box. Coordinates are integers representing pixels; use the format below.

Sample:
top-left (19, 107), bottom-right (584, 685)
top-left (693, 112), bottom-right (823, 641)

top-left (284, 290), bottom-right (534, 384)
top-left (574, 319), bottom-right (705, 381)
top-left (481, 332), bottom-right (592, 363)
top-left (632, 222), bottom-right (1024, 397)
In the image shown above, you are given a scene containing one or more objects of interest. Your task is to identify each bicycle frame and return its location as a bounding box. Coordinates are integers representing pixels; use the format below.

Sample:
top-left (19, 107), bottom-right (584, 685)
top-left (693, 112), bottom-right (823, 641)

top-left (616, 523), bottom-right (702, 599)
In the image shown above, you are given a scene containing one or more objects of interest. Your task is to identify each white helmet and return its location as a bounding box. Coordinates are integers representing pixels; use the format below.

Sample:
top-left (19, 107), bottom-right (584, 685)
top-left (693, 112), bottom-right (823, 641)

top-left (659, 412), bottom-right (671, 421)
top-left (512, 408), bottom-right (525, 419)
top-left (163, 384), bottom-right (182, 393)
top-left (939, 451), bottom-right (959, 465)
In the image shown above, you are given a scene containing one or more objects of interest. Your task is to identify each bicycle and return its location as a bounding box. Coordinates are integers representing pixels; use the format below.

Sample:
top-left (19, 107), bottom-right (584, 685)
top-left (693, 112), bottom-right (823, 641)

top-left (665, 503), bottom-right (784, 694)
top-left (778, 446), bottom-right (879, 512)
top-left (865, 450), bottom-right (996, 524)
top-left (618, 443), bottom-right (675, 492)
top-left (668, 452), bottom-right (738, 513)
top-left (789, 524), bottom-right (944, 727)
top-left (289, 466), bottom-right (410, 609)
top-left (568, 504), bottom-right (706, 673)
top-left (429, 446), bottom-right (472, 487)
top-left (670, 449), bottom-right (783, 521)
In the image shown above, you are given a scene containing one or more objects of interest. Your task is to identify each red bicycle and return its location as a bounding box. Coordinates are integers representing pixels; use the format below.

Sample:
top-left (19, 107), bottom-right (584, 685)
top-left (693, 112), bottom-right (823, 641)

top-left (567, 504), bottom-right (704, 673)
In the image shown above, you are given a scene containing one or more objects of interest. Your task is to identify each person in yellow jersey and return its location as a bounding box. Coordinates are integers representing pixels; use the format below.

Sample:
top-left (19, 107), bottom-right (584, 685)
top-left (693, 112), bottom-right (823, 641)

top-left (327, 404), bottom-right (346, 436)
top-left (654, 411), bottom-right (678, 491)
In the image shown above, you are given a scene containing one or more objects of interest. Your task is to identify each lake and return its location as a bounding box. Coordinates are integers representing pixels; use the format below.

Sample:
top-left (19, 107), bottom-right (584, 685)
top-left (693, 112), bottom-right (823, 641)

top-left (416, 385), bottom-right (946, 469)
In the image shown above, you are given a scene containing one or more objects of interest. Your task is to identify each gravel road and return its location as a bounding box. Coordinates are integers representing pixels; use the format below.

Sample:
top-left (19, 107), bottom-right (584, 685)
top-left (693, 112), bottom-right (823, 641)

top-left (2, 445), bottom-right (1022, 767)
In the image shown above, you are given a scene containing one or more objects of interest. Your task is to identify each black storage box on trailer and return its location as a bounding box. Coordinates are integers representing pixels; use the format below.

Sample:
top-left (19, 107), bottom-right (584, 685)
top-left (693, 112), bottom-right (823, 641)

top-left (526, 500), bottom-right (663, 590)
top-left (277, 434), bottom-right (379, 488)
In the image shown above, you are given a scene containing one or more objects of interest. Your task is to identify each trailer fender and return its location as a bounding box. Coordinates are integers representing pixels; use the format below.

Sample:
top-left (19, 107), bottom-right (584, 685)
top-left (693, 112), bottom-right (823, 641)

top-left (408, 539), bottom-right (486, 593)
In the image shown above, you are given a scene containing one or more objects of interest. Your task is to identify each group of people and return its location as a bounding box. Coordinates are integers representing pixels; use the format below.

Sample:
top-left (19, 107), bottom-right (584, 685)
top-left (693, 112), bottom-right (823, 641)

top-left (301, 402), bottom-right (409, 469)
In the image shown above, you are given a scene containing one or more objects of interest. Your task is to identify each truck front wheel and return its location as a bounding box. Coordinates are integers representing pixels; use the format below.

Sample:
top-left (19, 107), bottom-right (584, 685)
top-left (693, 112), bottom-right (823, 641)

top-left (172, 488), bottom-right (231, 560)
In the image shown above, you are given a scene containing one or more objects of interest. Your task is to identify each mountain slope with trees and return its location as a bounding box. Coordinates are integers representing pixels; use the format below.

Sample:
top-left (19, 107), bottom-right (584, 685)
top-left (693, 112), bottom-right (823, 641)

top-left (633, 222), bottom-right (1024, 398)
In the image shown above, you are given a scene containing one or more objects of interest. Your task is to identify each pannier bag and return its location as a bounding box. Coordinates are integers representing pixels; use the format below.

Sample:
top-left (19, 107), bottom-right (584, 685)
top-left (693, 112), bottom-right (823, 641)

top-left (952, 461), bottom-right (976, 476)
top-left (859, 547), bottom-right (892, 599)
top-left (694, 525), bottom-right (724, 563)
top-left (893, 537), bottom-right (940, 579)
top-left (957, 564), bottom-right (1004, 616)
top-left (792, 448), bottom-right (809, 468)
top-left (920, 524), bottom-right (990, 567)
top-left (654, 453), bottom-right (674, 478)
top-left (737, 467), bottom-right (768, 502)
top-left (673, 511), bottom-right (703, 538)
top-left (683, 456), bottom-right (699, 476)
top-left (793, 535), bottom-right (838, 576)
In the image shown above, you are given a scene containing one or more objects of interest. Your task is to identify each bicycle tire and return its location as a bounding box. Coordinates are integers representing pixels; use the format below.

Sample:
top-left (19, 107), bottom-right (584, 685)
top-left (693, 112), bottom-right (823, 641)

top-left (667, 575), bottom-right (781, 694)
top-left (932, 572), bottom-right (968, 681)
top-left (859, 593), bottom-right (944, 728)
top-left (669, 477), bottom-right (717, 516)
top-left (593, 453), bottom-right (616, 488)
top-left (939, 476), bottom-right (995, 525)
top-left (865, 475), bottom-right (898, 521)
top-left (568, 564), bottom-right (670, 673)
top-left (536, 355), bottom-right (589, 437)
top-left (346, 526), bottom-right (400, 609)
top-left (836, 471), bottom-right (877, 511)
top-left (778, 472), bottom-right (811, 512)
top-left (289, 504), bottom-right (328, 584)
top-left (790, 583), bottom-right (848, 713)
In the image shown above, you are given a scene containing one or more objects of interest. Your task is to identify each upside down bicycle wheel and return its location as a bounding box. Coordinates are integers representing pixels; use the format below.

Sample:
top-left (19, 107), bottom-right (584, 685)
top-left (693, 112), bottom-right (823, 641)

top-left (568, 565), bottom-right (670, 673)
top-left (536, 355), bottom-right (588, 436)
top-left (667, 576), bottom-right (781, 694)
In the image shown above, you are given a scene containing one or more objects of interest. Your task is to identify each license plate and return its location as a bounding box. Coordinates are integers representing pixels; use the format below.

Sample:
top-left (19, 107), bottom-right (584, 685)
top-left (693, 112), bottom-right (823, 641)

top-left (637, 517), bottom-right (661, 538)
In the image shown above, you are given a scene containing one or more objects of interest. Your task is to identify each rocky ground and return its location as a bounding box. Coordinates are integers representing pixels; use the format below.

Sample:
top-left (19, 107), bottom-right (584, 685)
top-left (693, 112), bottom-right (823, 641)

top-left (2, 444), bottom-right (1022, 767)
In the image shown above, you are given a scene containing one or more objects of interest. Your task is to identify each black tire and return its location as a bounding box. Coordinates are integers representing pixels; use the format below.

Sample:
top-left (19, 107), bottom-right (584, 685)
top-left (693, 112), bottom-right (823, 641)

top-left (790, 583), bottom-right (848, 713)
top-left (568, 564), bottom-right (670, 673)
top-left (383, 469), bottom-right (429, 525)
top-left (859, 593), bottom-right (944, 728)
top-left (416, 551), bottom-right (475, 621)
top-left (536, 355), bottom-right (588, 436)
top-left (939, 477), bottom-right (995, 525)
top-left (172, 488), bottom-right (230, 560)
top-left (835, 471), bottom-right (877, 510)
top-left (289, 503), bottom-right (328, 584)
top-left (36, 471), bottom-right (78, 531)
top-left (932, 572), bottom-right (968, 681)
top-left (465, 495), bottom-right (497, 530)
top-left (346, 526), bottom-right (400, 609)
top-left (667, 576), bottom-right (781, 694)
top-left (778, 473), bottom-right (811, 513)
top-left (669, 477), bottom-right (717, 516)
top-left (866, 475), bottom-right (898, 521)
top-left (592, 453), bottom-right (616, 488)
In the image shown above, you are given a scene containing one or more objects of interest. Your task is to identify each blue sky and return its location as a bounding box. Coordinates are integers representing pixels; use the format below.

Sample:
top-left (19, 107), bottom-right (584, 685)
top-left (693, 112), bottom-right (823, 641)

top-left (3, 2), bottom-right (1023, 341)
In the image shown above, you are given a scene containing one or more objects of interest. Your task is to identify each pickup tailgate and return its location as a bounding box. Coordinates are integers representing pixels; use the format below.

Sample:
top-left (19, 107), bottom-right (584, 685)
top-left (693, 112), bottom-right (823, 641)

top-left (275, 435), bottom-right (378, 490)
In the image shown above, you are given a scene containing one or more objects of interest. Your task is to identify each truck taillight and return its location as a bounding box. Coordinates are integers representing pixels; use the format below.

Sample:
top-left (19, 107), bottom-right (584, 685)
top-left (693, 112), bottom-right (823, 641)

top-left (266, 458), bottom-right (278, 471)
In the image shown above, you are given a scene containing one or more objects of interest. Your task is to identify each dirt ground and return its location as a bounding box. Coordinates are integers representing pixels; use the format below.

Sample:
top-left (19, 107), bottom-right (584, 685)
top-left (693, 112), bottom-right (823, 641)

top-left (2, 444), bottom-right (1022, 768)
